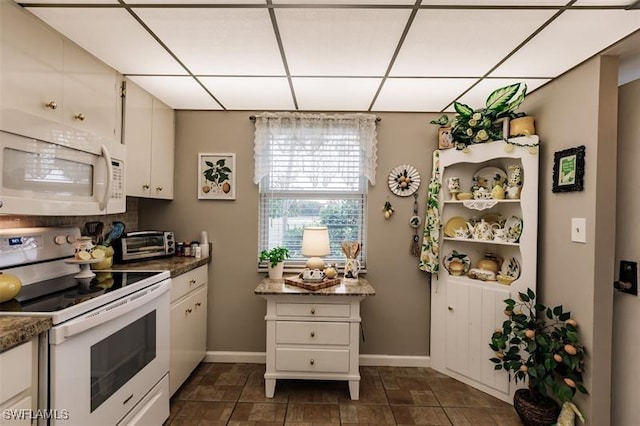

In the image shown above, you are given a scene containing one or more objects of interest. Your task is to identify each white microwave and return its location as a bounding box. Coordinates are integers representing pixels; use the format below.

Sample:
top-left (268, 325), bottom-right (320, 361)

top-left (0, 109), bottom-right (125, 215)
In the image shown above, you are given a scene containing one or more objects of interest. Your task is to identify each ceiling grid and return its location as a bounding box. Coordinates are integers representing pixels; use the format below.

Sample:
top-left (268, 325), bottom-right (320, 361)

top-left (20, 0), bottom-right (640, 112)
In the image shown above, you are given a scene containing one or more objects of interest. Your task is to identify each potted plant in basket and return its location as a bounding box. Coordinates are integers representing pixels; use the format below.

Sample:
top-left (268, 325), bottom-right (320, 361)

top-left (260, 247), bottom-right (290, 279)
top-left (489, 288), bottom-right (588, 426)
top-left (431, 82), bottom-right (528, 150)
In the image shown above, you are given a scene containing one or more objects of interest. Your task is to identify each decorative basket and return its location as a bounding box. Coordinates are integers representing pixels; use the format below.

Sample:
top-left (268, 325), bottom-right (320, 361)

top-left (513, 389), bottom-right (561, 426)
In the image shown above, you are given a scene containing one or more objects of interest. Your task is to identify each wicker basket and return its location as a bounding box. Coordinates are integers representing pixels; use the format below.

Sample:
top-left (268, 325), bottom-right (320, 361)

top-left (513, 389), bottom-right (561, 426)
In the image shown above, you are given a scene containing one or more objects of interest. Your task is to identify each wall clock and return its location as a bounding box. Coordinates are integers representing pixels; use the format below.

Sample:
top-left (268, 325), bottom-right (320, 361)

top-left (388, 164), bottom-right (421, 196)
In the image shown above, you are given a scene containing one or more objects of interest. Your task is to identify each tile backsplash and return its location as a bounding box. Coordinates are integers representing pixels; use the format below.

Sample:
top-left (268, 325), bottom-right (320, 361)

top-left (0, 197), bottom-right (139, 233)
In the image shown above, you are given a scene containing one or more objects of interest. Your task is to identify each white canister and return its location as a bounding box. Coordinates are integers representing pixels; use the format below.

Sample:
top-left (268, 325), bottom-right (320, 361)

top-left (200, 231), bottom-right (210, 258)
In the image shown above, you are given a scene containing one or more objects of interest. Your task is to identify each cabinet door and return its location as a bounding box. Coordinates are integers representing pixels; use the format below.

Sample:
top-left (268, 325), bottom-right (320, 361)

top-left (0, 1), bottom-right (63, 122)
top-left (170, 285), bottom-right (208, 396)
top-left (123, 80), bottom-right (153, 197)
top-left (150, 98), bottom-right (175, 199)
top-left (446, 280), bottom-right (510, 394)
top-left (62, 41), bottom-right (119, 143)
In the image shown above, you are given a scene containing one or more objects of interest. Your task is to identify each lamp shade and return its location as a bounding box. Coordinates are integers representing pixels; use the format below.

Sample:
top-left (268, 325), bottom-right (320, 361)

top-left (301, 227), bottom-right (330, 257)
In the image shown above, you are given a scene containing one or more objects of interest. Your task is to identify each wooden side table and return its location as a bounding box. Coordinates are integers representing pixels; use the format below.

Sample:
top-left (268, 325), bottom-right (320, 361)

top-left (255, 277), bottom-right (375, 400)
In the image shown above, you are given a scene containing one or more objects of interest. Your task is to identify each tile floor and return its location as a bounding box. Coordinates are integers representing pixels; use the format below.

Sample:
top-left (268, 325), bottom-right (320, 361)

top-left (166, 363), bottom-right (523, 425)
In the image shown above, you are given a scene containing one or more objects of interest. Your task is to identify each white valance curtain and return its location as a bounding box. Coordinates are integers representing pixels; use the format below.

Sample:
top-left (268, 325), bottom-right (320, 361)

top-left (253, 112), bottom-right (378, 187)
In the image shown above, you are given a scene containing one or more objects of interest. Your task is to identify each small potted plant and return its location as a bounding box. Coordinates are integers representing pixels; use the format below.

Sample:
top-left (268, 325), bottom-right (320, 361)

top-left (489, 288), bottom-right (588, 426)
top-left (260, 247), bottom-right (290, 279)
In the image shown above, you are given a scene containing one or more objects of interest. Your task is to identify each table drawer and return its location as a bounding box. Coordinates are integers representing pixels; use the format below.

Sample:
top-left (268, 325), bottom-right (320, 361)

top-left (275, 348), bottom-right (350, 373)
top-left (276, 321), bottom-right (349, 345)
top-left (171, 265), bottom-right (207, 302)
top-left (276, 302), bottom-right (350, 318)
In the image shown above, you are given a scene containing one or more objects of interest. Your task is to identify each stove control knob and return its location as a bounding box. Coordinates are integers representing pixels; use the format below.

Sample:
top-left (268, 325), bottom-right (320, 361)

top-left (54, 235), bottom-right (67, 245)
top-left (66, 235), bottom-right (77, 244)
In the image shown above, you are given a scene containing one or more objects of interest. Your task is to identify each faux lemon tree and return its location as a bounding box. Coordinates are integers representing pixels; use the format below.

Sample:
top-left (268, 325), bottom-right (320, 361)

top-left (489, 288), bottom-right (588, 424)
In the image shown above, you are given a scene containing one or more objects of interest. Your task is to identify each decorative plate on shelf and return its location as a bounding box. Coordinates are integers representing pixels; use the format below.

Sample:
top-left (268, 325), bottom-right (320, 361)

top-left (501, 257), bottom-right (521, 279)
top-left (472, 166), bottom-right (507, 190)
top-left (443, 250), bottom-right (471, 275)
top-left (388, 164), bottom-right (421, 196)
top-left (443, 216), bottom-right (467, 237)
top-left (504, 215), bottom-right (523, 242)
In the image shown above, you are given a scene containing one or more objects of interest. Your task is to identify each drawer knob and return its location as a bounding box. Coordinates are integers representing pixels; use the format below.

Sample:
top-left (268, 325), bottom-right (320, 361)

top-left (142, 184), bottom-right (150, 190)
top-left (310, 331), bottom-right (315, 337)
top-left (448, 306), bottom-right (453, 311)
top-left (310, 308), bottom-right (316, 315)
top-left (190, 279), bottom-right (197, 284)
top-left (195, 302), bottom-right (202, 307)
top-left (45, 101), bottom-right (58, 110)
top-left (309, 359), bottom-right (315, 365)
top-left (74, 113), bottom-right (86, 121)
top-left (186, 308), bottom-right (193, 314)
top-left (156, 186), bottom-right (163, 191)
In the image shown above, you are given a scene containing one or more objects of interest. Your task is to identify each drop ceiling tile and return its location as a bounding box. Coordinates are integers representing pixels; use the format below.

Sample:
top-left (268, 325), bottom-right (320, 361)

top-left (199, 77), bottom-right (294, 110)
top-left (292, 78), bottom-right (382, 111)
top-left (418, 0), bottom-right (566, 5)
top-left (276, 8), bottom-right (411, 76)
top-left (391, 9), bottom-right (555, 77)
top-left (455, 78), bottom-right (551, 111)
top-left (127, 76), bottom-right (222, 110)
top-left (373, 78), bottom-right (477, 111)
top-left (573, 0), bottom-right (635, 5)
top-left (491, 10), bottom-right (640, 77)
top-left (272, 0), bottom-right (415, 3)
top-left (20, 0), bottom-right (119, 3)
top-left (133, 8), bottom-right (284, 75)
top-left (25, 7), bottom-right (185, 74)
top-left (126, 0), bottom-right (262, 3)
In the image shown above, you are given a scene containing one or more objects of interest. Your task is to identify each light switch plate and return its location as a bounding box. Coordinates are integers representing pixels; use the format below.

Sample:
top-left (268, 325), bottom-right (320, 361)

top-left (571, 218), bottom-right (586, 243)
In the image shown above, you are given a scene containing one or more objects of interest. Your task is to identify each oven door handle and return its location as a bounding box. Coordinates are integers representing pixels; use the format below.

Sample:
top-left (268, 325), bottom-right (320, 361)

top-left (50, 281), bottom-right (169, 344)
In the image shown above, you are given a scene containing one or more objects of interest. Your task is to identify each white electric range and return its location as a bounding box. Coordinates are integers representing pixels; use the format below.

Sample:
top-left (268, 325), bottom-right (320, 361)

top-left (0, 227), bottom-right (170, 426)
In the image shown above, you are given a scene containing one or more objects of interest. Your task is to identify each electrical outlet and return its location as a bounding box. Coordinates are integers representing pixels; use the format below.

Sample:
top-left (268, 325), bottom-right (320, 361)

top-left (571, 218), bottom-right (586, 243)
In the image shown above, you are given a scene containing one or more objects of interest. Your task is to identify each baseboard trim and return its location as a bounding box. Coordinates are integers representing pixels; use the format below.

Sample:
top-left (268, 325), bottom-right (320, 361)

top-left (205, 351), bottom-right (430, 368)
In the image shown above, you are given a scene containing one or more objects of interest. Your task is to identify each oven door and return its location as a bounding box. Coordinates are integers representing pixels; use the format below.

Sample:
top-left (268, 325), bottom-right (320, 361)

top-left (48, 280), bottom-right (170, 426)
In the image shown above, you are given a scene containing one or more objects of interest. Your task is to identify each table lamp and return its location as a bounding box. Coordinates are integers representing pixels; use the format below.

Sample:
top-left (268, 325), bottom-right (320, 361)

top-left (301, 226), bottom-right (330, 270)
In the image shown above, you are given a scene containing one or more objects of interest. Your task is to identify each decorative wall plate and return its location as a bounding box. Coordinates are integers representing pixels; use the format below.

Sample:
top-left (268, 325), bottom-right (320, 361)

top-left (388, 164), bottom-right (421, 196)
top-left (472, 166), bottom-right (507, 190)
top-left (504, 215), bottom-right (523, 242)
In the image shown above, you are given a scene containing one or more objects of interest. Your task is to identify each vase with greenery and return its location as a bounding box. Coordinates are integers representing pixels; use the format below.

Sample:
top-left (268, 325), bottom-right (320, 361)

top-left (260, 247), bottom-right (290, 279)
top-left (431, 82), bottom-right (528, 150)
top-left (489, 288), bottom-right (588, 426)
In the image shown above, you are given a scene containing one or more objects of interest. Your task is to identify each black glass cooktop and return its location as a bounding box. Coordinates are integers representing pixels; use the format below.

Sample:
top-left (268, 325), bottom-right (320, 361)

top-left (0, 271), bottom-right (158, 313)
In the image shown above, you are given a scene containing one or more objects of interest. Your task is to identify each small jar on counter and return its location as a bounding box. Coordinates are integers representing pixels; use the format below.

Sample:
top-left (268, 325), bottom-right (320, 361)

top-left (176, 242), bottom-right (184, 257)
top-left (190, 241), bottom-right (200, 257)
top-left (184, 243), bottom-right (191, 257)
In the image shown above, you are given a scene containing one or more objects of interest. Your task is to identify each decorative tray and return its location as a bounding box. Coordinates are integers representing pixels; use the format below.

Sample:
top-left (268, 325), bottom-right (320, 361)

top-left (284, 275), bottom-right (342, 291)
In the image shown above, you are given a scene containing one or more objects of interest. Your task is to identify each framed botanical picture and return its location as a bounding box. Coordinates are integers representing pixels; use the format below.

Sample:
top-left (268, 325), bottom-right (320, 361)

top-left (552, 145), bottom-right (585, 193)
top-left (198, 153), bottom-right (236, 200)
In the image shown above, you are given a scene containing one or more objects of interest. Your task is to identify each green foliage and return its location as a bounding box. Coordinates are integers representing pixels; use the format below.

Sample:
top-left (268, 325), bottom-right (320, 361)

top-left (432, 82), bottom-right (528, 150)
top-left (259, 247), bottom-right (290, 267)
top-left (489, 288), bottom-right (588, 403)
top-left (203, 159), bottom-right (232, 184)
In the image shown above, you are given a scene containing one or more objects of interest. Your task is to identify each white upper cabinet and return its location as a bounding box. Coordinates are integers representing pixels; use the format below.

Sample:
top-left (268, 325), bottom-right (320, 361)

top-left (0, 2), bottom-right (121, 148)
top-left (123, 79), bottom-right (175, 199)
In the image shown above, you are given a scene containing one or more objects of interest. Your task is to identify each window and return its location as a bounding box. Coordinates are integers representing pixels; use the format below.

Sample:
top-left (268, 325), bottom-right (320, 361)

top-left (254, 112), bottom-right (378, 268)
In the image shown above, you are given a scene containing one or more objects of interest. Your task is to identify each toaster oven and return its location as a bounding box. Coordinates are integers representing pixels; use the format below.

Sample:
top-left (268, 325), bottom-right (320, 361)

top-left (114, 231), bottom-right (175, 262)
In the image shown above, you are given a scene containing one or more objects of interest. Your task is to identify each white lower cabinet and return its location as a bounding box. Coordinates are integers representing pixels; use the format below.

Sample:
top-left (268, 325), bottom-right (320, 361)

top-left (0, 338), bottom-right (38, 425)
top-left (169, 266), bottom-right (208, 396)
top-left (262, 295), bottom-right (364, 400)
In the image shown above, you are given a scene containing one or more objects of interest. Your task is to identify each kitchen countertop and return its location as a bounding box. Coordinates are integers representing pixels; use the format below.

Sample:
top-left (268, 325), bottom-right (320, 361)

top-left (0, 255), bottom-right (211, 352)
top-left (255, 276), bottom-right (375, 296)
top-left (0, 316), bottom-right (52, 353)
top-left (109, 254), bottom-right (212, 278)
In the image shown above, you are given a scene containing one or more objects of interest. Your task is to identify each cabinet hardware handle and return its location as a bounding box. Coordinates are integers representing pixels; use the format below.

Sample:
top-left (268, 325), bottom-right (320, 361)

top-left (74, 113), bottom-right (86, 121)
top-left (195, 302), bottom-right (202, 307)
top-left (190, 279), bottom-right (197, 284)
top-left (45, 101), bottom-right (58, 110)
top-left (309, 359), bottom-right (315, 365)
top-left (156, 186), bottom-right (163, 191)
top-left (310, 308), bottom-right (316, 315)
top-left (186, 308), bottom-right (193, 314)
top-left (310, 331), bottom-right (315, 337)
top-left (448, 306), bottom-right (453, 311)
top-left (142, 184), bottom-right (150, 190)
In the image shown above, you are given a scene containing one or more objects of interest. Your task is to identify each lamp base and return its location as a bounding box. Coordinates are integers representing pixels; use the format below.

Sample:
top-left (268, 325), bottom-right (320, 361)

top-left (306, 257), bottom-right (326, 270)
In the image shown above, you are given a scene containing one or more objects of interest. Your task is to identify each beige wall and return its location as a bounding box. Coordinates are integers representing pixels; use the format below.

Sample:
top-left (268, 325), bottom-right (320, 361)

top-left (523, 56), bottom-right (619, 425)
top-left (612, 78), bottom-right (640, 426)
top-left (139, 111), bottom-right (438, 356)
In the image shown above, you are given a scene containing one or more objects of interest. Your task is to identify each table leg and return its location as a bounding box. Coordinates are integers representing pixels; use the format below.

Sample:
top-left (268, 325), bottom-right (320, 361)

top-left (265, 378), bottom-right (276, 398)
top-left (348, 380), bottom-right (360, 400)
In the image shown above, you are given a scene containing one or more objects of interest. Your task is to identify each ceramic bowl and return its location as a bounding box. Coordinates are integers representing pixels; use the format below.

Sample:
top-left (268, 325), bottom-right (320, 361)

top-left (457, 192), bottom-right (473, 200)
top-left (496, 274), bottom-right (515, 285)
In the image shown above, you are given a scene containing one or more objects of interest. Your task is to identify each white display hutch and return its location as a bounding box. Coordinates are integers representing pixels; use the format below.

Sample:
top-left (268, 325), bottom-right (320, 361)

top-left (430, 137), bottom-right (539, 403)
